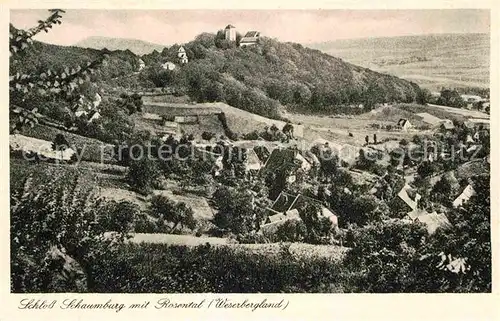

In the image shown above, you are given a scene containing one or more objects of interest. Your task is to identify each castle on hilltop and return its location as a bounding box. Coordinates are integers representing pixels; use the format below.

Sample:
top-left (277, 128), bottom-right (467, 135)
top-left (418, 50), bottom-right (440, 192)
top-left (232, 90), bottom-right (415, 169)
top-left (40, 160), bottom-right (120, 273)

top-left (224, 24), bottom-right (261, 47)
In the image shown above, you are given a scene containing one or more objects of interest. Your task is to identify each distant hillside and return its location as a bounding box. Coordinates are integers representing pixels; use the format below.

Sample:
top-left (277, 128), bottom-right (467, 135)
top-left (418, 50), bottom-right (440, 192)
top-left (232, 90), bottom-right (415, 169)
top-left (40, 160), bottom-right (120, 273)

top-left (140, 33), bottom-right (423, 118)
top-left (10, 25), bottom-right (141, 84)
top-left (308, 33), bottom-right (490, 90)
top-left (75, 36), bottom-right (165, 56)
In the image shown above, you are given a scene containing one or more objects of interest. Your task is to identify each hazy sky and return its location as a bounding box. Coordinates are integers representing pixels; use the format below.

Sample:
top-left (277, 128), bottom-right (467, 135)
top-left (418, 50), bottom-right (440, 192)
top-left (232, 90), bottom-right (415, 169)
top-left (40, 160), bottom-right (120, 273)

top-left (10, 9), bottom-right (490, 46)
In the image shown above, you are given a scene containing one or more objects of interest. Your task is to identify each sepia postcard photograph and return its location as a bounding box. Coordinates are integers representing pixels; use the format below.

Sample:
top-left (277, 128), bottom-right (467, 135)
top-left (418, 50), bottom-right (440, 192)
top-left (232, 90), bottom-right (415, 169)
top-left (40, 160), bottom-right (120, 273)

top-left (2, 1), bottom-right (499, 320)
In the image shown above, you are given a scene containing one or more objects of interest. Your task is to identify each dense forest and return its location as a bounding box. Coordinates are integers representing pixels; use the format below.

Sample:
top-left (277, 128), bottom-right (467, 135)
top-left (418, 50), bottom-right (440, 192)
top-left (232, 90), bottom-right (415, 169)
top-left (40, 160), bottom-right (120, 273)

top-left (141, 32), bottom-right (423, 117)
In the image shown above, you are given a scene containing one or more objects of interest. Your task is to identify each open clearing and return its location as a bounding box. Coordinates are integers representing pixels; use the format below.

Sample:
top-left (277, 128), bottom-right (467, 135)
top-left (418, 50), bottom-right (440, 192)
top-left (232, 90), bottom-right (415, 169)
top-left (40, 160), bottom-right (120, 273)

top-left (286, 105), bottom-right (437, 146)
top-left (128, 233), bottom-right (349, 260)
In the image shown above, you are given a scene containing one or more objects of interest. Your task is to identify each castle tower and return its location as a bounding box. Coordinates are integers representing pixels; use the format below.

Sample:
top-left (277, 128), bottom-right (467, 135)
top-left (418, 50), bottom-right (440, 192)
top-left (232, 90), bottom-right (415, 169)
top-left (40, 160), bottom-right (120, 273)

top-left (224, 24), bottom-right (236, 42)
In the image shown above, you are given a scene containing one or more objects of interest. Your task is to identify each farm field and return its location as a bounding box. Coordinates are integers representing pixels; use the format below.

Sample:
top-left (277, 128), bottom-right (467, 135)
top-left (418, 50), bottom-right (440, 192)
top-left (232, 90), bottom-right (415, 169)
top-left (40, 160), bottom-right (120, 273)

top-left (309, 33), bottom-right (490, 90)
top-left (286, 105), bottom-right (436, 146)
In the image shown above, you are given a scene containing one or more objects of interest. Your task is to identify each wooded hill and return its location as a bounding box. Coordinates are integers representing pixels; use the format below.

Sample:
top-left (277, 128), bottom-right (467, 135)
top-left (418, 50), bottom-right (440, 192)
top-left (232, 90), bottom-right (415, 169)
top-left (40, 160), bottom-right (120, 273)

top-left (141, 33), bottom-right (424, 118)
top-left (12, 24), bottom-right (424, 119)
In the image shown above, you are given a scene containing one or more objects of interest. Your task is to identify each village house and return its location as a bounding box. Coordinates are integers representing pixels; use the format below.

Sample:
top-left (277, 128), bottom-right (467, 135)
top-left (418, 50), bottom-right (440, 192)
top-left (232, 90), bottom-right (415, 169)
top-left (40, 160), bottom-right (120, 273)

top-left (464, 135), bottom-right (475, 146)
top-left (403, 208), bottom-right (452, 235)
top-left (259, 209), bottom-right (301, 234)
top-left (260, 147), bottom-right (319, 183)
top-left (260, 192), bottom-right (338, 234)
top-left (193, 141), bottom-right (265, 175)
top-left (397, 118), bottom-right (412, 131)
top-left (440, 119), bottom-right (455, 131)
top-left (88, 110), bottom-right (101, 123)
top-left (473, 131), bottom-right (481, 141)
top-left (453, 184), bottom-right (476, 208)
top-left (404, 208), bottom-right (437, 221)
top-left (416, 212), bottom-right (452, 234)
top-left (396, 184), bottom-right (422, 212)
top-left (158, 121), bottom-right (181, 139)
top-left (239, 31), bottom-right (261, 47)
top-left (74, 93), bottom-right (101, 122)
top-left (229, 140), bottom-right (279, 162)
top-left (75, 105), bottom-right (100, 123)
top-left (93, 93), bottom-right (102, 108)
top-left (74, 104), bottom-right (89, 118)
top-left (243, 148), bottom-right (263, 171)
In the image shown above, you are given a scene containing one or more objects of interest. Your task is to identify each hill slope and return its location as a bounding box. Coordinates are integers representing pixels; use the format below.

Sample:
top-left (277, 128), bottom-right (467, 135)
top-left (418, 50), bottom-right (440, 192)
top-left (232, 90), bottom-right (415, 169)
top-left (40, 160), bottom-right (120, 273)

top-left (10, 25), bottom-right (141, 85)
top-left (308, 33), bottom-right (490, 90)
top-left (141, 34), bottom-right (422, 118)
top-left (75, 36), bottom-right (166, 56)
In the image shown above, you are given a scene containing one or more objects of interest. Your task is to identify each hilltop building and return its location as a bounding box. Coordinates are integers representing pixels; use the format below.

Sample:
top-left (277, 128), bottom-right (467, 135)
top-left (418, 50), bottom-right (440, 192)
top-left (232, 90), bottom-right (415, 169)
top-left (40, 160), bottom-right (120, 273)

top-left (260, 147), bottom-right (318, 184)
top-left (239, 31), bottom-right (261, 47)
top-left (224, 24), bottom-right (237, 41)
top-left (177, 46), bottom-right (188, 64)
top-left (260, 192), bottom-right (338, 234)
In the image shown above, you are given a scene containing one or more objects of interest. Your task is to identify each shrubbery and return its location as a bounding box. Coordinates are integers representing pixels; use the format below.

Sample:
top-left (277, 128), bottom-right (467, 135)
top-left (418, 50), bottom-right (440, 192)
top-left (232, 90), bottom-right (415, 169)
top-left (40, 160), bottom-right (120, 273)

top-left (149, 195), bottom-right (197, 232)
top-left (436, 88), bottom-right (466, 108)
top-left (127, 157), bottom-right (162, 194)
top-left (90, 243), bottom-right (343, 293)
